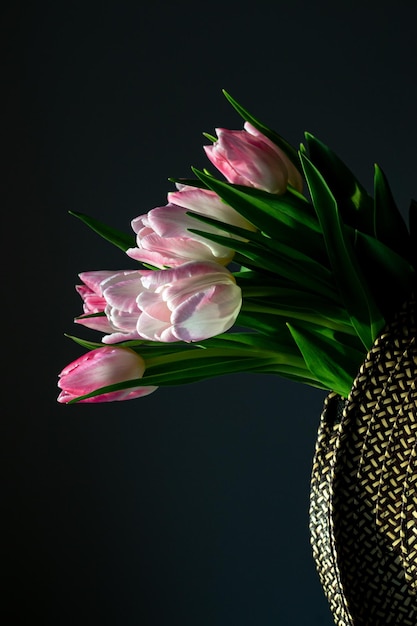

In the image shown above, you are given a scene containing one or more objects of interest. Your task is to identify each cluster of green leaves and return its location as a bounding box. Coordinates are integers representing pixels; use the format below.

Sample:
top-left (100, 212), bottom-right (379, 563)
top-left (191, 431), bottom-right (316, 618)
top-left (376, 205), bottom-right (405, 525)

top-left (68, 91), bottom-right (416, 402)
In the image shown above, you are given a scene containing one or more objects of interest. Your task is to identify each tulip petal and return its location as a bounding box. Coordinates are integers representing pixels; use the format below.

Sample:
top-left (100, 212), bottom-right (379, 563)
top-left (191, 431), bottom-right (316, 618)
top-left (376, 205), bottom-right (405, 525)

top-left (136, 291), bottom-right (171, 321)
top-left (136, 310), bottom-right (177, 342)
top-left (74, 314), bottom-right (114, 333)
top-left (103, 279), bottom-right (143, 312)
top-left (78, 270), bottom-right (122, 295)
top-left (244, 122), bottom-right (304, 192)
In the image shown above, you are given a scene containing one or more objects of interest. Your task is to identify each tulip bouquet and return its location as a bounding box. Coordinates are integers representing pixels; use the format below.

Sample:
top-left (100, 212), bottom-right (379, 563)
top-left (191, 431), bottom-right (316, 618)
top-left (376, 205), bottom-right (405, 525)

top-left (58, 91), bottom-right (416, 404)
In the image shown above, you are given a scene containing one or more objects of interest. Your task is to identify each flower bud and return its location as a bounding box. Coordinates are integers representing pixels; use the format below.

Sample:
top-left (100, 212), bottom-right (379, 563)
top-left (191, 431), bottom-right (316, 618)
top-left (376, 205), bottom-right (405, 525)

top-left (204, 123), bottom-right (303, 194)
top-left (57, 346), bottom-right (157, 403)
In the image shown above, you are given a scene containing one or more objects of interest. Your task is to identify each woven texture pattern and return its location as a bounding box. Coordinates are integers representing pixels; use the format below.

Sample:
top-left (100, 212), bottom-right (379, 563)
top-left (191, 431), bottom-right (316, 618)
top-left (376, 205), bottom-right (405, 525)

top-left (309, 295), bottom-right (417, 625)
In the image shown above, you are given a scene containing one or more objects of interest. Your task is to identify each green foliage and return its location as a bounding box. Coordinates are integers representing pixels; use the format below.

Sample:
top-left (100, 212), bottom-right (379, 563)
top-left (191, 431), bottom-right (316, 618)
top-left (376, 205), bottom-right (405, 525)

top-left (65, 91), bottom-right (415, 403)
top-left (300, 153), bottom-right (385, 349)
top-left (303, 132), bottom-right (375, 235)
top-left (69, 210), bottom-right (135, 251)
top-left (287, 323), bottom-right (364, 398)
top-left (373, 164), bottom-right (411, 260)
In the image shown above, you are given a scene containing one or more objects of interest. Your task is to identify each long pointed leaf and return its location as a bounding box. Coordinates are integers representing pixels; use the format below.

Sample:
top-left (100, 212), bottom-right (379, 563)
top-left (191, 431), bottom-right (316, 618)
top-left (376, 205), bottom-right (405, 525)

top-left (186, 209), bottom-right (327, 267)
top-left (69, 210), bottom-right (135, 251)
top-left (287, 323), bottom-right (363, 398)
top-left (222, 90), bottom-right (301, 171)
top-left (353, 230), bottom-right (415, 319)
top-left (192, 168), bottom-right (318, 233)
top-left (304, 133), bottom-right (375, 235)
top-left (373, 163), bottom-right (411, 260)
top-left (189, 226), bottom-right (338, 302)
top-left (300, 153), bottom-right (384, 349)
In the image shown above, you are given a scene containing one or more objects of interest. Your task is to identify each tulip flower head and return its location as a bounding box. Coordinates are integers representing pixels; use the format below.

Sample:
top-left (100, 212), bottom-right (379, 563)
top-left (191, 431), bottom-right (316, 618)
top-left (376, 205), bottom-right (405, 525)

top-left (204, 122), bottom-right (303, 194)
top-left (126, 186), bottom-right (255, 269)
top-left (126, 204), bottom-right (235, 268)
top-left (100, 261), bottom-right (242, 344)
top-left (57, 347), bottom-right (157, 403)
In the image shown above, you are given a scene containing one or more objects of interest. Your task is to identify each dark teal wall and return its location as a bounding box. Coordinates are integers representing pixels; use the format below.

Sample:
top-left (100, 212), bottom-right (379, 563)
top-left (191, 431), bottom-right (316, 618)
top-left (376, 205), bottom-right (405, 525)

top-left (4, 1), bottom-right (416, 624)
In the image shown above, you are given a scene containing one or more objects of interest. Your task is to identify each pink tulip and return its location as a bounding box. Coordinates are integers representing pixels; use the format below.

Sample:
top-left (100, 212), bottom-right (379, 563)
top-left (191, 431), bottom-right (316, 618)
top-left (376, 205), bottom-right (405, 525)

top-left (126, 186), bottom-right (254, 269)
top-left (100, 261), bottom-right (242, 343)
top-left (57, 346), bottom-right (157, 403)
top-left (204, 122), bottom-right (303, 194)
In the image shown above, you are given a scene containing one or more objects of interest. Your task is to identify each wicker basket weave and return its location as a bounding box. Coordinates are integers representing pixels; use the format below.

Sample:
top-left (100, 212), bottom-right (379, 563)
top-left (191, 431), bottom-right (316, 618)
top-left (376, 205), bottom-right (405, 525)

top-left (309, 295), bottom-right (417, 625)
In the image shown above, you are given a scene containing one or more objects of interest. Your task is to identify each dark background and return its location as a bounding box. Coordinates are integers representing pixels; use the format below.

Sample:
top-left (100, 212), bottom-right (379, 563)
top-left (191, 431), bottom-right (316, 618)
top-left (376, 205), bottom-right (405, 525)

top-left (3, 1), bottom-right (417, 624)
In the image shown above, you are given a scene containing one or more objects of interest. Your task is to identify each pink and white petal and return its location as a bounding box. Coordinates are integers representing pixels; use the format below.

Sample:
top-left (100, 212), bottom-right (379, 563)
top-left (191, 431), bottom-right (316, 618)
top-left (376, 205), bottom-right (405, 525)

top-left (136, 311), bottom-right (176, 342)
top-left (139, 230), bottom-right (212, 260)
top-left (136, 291), bottom-right (171, 321)
top-left (138, 267), bottom-right (178, 291)
top-left (167, 187), bottom-right (222, 214)
top-left (105, 307), bottom-right (139, 332)
top-left (78, 270), bottom-right (121, 295)
top-left (171, 281), bottom-right (241, 340)
top-left (76, 286), bottom-right (107, 314)
top-left (102, 276), bottom-right (144, 312)
top-left (162, 266), bottom-right (235, 310)
top-left (204, 143), bottom-right (247, 186)
top-left (101, 328), bottom-right (142, 344)
top-left (243, 122), bottom-right (303, 192)
top-left (130, 214), bottom-right (149, 234)
top-left (167, 189), bottom-right (250, 230)
top-left (125, 247), bottom-right (177, 268)
top-left (172, 281), bottom-right (240, 322)
top-left (74, 314), bottom-right (114, 333)
top-left (146, 205), bottom-right (191, 237)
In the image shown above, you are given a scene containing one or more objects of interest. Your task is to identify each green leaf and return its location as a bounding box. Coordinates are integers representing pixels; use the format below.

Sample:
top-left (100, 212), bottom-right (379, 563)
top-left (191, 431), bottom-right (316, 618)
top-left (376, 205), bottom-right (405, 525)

top-left (168, 177), bottom-right (208, 190)
top-left (222, 89), bottom-right (301, 172)
top-left (287, 323), bottom-right (364, 398)
top-left (186, 208), bottom-right (327, 268)
top-left (192, 167), bottom-right (318, 234)
top-left (373, 164), bottom-right (411, 260)
top-left (304, 133), bottom-right (375, 235)
top-left (300, 153), bottom-right (385, 349)
top-left (241, 297), bottom-right (355, 336)
top-left (64, 334), bottom-right (106, 351)
top-left (65, 333), bottom-right (206, 359)
top-left (353, 230), bottom-right (416, 319)
top-left (252, 366), bottom-right (330, 391)
top-left (202, 132), bottom-right (217, 142)
top-left (236, 311), bottom-right (292, 335)
top-left (69, 210), bottom-right (136, 252)
top-left (201, 328), bottom-right (304, 361)
top-left (189, 226), bottom-right (338, 302)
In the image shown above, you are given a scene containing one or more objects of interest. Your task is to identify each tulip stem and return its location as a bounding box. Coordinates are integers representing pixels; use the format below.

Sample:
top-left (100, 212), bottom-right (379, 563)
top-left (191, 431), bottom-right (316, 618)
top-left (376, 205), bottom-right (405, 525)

top-left (240, 302), bottom-right (356, 335)
top-left (144, 346), bottom-right (304, 370)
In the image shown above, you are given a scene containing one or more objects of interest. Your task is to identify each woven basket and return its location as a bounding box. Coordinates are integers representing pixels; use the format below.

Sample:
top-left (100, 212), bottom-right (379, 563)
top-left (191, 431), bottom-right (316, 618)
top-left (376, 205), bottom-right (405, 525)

top-left (309, 295), bottom-right (417, 625)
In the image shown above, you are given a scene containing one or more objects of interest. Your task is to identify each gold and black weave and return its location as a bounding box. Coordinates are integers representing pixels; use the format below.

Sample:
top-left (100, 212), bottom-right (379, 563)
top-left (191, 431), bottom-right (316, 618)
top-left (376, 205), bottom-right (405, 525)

top-left (309, 295), bottom-right (417, 626)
